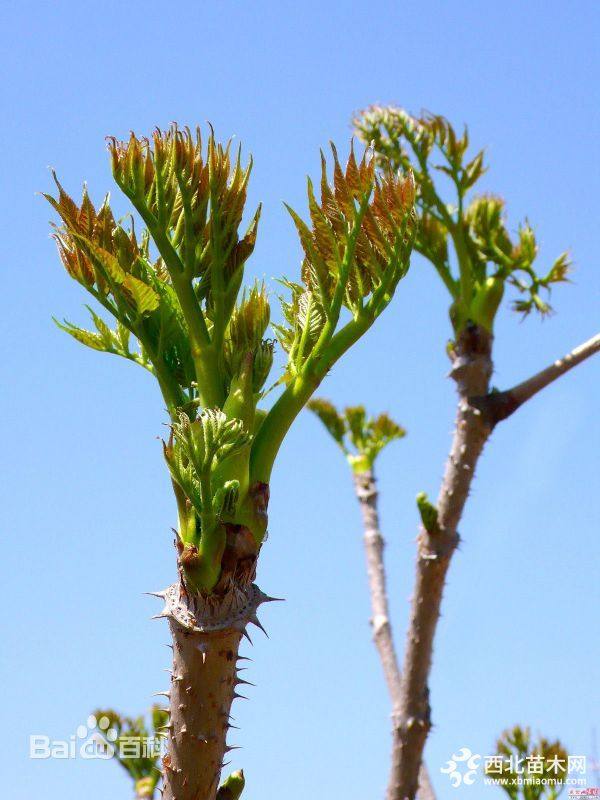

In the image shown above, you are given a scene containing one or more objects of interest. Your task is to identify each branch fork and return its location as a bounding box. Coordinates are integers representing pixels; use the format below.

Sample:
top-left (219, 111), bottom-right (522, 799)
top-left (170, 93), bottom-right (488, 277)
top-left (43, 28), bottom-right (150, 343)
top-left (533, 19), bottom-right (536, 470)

top-left (394, 327), bottom-right (599, 799)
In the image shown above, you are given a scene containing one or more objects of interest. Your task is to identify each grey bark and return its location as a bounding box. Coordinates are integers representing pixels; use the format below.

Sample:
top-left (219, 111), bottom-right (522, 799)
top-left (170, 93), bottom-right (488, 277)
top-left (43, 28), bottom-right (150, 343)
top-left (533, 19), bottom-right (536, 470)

top-left (393, 324), bottom-right (493, 800)
top-left (353, 471), bottom-right (436, 800)
top-left (395, 326), bottom-right (600, 800)
top-left (475, 332), bottom-right (600, 425)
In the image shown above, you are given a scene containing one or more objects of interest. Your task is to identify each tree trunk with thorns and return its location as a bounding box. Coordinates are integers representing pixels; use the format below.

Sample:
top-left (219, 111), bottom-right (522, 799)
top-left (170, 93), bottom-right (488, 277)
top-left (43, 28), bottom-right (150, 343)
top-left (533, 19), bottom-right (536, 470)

top-left (151, 487), bottom-right (277, 800)
top-left (393, 324), bottom-right (493, 800)
top-left (152, 581), bottom-right (275, 800)
top-left (395, 327), bottom-right (600, 799)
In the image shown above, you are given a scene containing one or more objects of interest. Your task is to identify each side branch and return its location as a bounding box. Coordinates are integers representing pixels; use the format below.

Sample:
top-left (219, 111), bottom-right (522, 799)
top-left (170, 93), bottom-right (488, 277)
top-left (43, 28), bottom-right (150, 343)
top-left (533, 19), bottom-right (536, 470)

top-left (353, 471), bottom-right (436, 800)
top-left (354, 471), bottom-right (402, 703)
top-left (478, 333), bottom-right (600, 425)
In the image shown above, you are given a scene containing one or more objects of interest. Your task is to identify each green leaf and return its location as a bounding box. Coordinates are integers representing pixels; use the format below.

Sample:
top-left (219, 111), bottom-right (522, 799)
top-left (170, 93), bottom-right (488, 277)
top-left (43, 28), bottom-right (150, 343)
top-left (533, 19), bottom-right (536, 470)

top-left (116, 321), bottom-right (131, 352)
top-left (345, 405), bottom-right (367, 449)
top-left (308, 398), bottom-right (346, 446)
top-left (86, 306), bottom-right (115, 348)
top-left (53, 318), bottom-right (106, 351)
top-left (73, 234), bottom-right (127, 284)
top-left (122, 274), bottom-right (160, 315)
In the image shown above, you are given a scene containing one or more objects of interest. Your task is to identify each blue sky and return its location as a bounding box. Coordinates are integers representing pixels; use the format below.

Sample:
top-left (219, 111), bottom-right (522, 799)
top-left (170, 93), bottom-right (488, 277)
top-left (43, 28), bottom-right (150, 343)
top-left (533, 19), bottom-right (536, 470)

top-left (1, 1), bottom-right (599, 798)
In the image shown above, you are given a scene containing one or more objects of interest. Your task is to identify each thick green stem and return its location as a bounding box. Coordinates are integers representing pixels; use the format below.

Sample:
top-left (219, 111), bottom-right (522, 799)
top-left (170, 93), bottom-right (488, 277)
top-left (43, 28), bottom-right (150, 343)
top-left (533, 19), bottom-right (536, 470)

top-left (313, 313), bottom-right (372, 377)
top-left (170, 275), bottom-right (224, 409)
top-left (249, 374), bottom-right (317, 483)
top-left (153, 363), bottom-right (187, 419)
top-left (451, 222), bottom-right (473, 310)
top-left (250, 312), bottom-right (375, 483)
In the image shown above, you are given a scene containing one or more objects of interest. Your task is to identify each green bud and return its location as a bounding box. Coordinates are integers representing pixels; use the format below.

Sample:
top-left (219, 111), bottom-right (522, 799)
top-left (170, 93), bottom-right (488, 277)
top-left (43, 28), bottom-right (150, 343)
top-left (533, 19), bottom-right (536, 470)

top-left (252, 340), bottom-right (274, 393)
top-left (217, 769), bottom-right (245, 800)
top-left (222, 355), bottom-right (255, 430)
top-left (416, 492), bottom-right (439, 534)
top-left (212, 480), bottom-right (240, 517)
top-left (225, 285), bottom-right (270, 378)
top-left (135, 777), bottom-right (155, 798)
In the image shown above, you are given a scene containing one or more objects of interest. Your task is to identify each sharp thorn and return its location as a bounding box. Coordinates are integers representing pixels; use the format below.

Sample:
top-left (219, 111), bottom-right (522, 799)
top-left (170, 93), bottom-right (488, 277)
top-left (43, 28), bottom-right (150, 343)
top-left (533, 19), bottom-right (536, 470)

top-left (235, 678), bottom-right (255, 687)
top-left (258, 592), bottom-right (285, 603)
top-left (241, 628), bottom-right (253, 645)
top-left (152, 607), bottom-right (175, 621)
top-left (249, 614), bottom-right (269, 637)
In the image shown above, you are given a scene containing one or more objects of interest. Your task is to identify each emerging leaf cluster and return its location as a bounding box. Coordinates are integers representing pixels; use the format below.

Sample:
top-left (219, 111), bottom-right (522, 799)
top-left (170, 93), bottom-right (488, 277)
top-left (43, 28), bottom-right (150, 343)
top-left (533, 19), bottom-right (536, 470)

top-left (47, 127), bottom-right (263, 413)
top-left (354, 108), bottom-right (570, 331)
top-left (48, 126), bottom-right (417, 590)
top-left (275, 143), bottom-right (417, 383)
top-left (488, 725), bottom-right (568, 800)
top-left (164, 409), bottom-right (250, 535)
top-left (92, 706), bottom-right (168, 798)
top-left (308, 398), bottom-right (405, 473)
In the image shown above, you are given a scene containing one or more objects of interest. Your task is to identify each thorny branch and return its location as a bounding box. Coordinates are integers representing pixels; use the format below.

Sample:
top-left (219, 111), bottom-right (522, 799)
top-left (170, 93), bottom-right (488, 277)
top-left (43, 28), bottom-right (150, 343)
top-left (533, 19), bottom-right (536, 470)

top-left (395, 326), bottom-right (599, 800)
top-left (353, 471), bottom-right (436, 800)
top-left (474, 333), bottom-right (600, 425)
